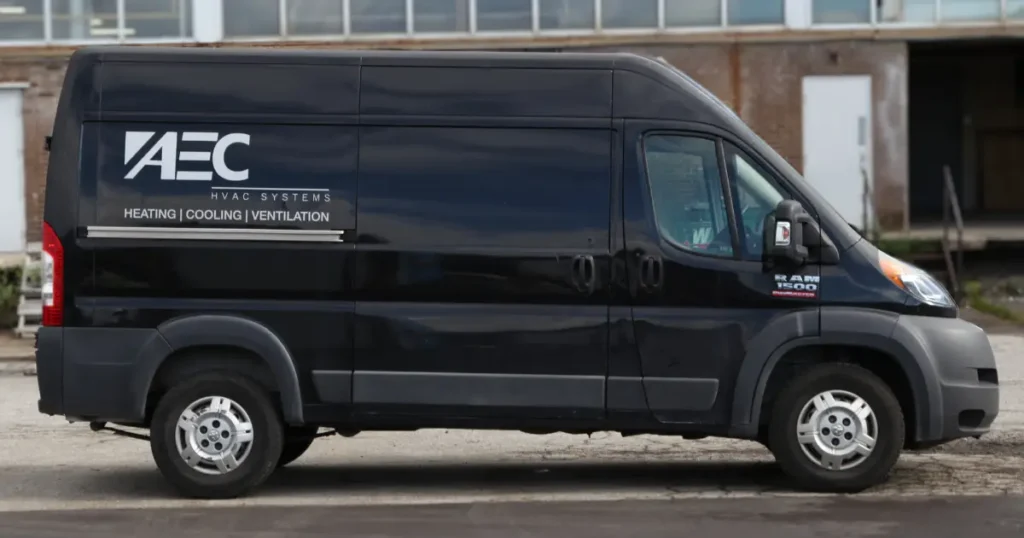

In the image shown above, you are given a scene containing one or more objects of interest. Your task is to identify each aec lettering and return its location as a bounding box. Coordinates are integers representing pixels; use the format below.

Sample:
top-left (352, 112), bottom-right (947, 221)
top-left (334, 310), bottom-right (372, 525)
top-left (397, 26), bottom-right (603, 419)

top-left (124, 131), bottom-right (250, 182)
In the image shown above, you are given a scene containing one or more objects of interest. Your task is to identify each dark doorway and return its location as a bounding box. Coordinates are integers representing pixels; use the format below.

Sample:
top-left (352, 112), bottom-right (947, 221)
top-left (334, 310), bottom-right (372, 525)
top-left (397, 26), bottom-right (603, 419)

top-left (908, 39), bottom-right (1024, 223)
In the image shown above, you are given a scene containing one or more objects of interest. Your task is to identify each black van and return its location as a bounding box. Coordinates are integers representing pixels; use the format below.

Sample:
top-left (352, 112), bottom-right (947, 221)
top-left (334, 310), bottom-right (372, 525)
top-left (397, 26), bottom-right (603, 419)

top-left (36, 46), bottom-right (999, 499)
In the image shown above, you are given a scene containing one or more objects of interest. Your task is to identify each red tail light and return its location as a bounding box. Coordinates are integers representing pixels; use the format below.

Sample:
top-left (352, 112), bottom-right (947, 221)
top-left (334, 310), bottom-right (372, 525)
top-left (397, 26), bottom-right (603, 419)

top-left (41, 222), bottom-right (64, 326)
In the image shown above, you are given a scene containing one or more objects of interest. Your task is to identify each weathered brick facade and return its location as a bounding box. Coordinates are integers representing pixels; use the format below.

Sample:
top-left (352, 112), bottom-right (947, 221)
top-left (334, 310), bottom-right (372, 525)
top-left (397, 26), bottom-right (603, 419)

top-left (0, 39), bottom-right (909, 243)
top-left (1, 56), bottom-right (66, 244)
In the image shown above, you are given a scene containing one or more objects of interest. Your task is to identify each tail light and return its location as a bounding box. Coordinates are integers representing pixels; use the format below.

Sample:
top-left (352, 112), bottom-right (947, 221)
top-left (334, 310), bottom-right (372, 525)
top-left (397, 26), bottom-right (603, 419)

top-left (41, 222), bottom-right (64, 326)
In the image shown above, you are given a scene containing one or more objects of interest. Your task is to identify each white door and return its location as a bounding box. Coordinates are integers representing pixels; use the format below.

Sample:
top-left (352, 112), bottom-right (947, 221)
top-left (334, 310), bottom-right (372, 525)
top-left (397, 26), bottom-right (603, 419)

top-left (0, 89), bottom-right (25, 253)
top-left (802, 75), bottom-right (873, 231)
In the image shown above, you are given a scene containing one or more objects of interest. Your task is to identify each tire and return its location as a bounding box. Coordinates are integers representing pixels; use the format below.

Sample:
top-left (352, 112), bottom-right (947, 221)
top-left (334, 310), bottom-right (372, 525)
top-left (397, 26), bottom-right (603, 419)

top-left (150, 371), bottom-right (284, 499)
top-left (277, 427), bottom-right (319, 468)
top-left (767, 363), bottom-right (905, 493)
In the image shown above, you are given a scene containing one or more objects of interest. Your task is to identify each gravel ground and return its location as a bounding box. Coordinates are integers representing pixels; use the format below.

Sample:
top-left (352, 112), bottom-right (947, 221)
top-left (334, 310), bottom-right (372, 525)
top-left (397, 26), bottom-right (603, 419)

top-left (0, 334), bottom-right (1019, 512)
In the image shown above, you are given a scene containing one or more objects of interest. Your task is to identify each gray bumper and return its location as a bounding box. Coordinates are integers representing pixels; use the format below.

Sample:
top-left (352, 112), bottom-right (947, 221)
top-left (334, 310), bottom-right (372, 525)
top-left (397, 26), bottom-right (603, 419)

top-left (894, 315), bottom-right (1000, 444)
top-left (35, 327), bottom-right (64, 416)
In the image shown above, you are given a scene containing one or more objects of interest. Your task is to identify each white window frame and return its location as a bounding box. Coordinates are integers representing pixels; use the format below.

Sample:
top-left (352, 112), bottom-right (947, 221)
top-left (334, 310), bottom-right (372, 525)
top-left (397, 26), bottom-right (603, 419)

top-left (2, 0), bottom-right (1023, 48)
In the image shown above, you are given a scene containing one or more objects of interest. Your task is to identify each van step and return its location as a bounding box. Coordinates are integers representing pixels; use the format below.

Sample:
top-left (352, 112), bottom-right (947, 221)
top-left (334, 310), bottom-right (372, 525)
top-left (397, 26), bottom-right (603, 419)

top-left (17, 299), bottom-right (41, 318)
top-left (15, 325), bottom-right (38, 337)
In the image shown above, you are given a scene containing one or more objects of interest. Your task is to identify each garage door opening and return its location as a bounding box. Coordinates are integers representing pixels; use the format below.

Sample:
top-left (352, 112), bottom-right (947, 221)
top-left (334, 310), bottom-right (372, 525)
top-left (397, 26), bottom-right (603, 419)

top-left (909, 39), bottom-right (1024, 225)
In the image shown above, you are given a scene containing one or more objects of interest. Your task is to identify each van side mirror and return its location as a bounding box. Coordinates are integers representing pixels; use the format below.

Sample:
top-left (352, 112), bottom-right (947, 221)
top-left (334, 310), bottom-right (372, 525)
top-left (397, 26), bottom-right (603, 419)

top-left (762, 199), bottom-right (814, 269)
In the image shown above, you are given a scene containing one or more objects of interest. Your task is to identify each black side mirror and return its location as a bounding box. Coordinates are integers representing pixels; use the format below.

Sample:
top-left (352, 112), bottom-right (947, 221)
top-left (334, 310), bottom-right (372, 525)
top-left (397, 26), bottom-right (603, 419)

top-left (762, 199), bottom-right (813, 269)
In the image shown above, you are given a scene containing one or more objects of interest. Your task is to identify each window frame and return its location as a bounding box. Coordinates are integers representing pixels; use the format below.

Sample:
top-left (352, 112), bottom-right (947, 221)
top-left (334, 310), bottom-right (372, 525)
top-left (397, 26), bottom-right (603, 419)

top-left (639, 131), bottom-right (743, 261)
top-left (721, 139), bottom-right (794, 261)
top-left (640, 127), bottom-right (832, 265)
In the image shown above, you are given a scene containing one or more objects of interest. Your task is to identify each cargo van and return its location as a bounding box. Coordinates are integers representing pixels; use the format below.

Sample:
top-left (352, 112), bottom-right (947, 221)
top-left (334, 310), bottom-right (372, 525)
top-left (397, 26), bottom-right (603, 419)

top-left (36, 46), bottom-right (999, 499)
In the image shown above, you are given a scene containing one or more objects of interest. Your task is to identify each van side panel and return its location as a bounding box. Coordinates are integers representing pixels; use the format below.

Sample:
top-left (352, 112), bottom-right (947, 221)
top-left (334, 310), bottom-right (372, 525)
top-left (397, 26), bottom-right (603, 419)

top-left (352, 124), bottom-right (613, 419)
top-left (360, 66), bottom-right (613, 118)
top-left (61, 60), bottom-right (360, 423)
top-left (98, 62), bottom-right (359, 115)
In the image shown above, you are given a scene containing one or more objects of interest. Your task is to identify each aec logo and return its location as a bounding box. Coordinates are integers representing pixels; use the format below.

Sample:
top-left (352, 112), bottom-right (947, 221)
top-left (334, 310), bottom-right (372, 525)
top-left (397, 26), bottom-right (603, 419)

top-left (124, 131), bottom-right (251, 181)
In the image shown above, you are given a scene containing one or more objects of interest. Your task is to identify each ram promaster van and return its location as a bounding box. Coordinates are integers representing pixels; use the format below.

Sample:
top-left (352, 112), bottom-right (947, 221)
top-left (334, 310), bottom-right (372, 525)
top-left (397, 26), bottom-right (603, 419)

top-left (36, 46), bottom-right (999, 499)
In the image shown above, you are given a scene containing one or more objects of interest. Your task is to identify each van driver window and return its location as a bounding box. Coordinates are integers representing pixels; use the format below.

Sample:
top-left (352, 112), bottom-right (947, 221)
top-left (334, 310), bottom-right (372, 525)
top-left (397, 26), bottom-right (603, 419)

top-left (643, 135), bottom-right (734, 258)
top-left (723, 141), bottom-right (789, 260)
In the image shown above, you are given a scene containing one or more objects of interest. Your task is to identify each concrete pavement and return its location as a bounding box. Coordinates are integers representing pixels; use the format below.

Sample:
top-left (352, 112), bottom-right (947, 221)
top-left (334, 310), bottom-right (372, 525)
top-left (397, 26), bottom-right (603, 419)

top-left (3, 497), bottom-right (1024, 538)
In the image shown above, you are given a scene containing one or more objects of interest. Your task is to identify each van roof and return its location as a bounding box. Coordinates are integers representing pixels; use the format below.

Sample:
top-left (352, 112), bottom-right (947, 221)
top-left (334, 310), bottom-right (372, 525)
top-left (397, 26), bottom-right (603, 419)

top-left (71, 45), bottom-right (649, 69)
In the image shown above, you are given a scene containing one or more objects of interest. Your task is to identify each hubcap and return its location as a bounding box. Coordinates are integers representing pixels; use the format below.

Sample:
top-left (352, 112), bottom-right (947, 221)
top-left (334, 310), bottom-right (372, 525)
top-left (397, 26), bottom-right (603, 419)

top-left (174, 396), bottom-right (254, 476)
top-left (796, 390), bottom-right (877, 471)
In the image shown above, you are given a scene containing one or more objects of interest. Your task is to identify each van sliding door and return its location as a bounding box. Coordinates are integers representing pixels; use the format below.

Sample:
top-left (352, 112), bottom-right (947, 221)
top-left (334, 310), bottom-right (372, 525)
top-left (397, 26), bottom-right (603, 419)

top-left (350, 125), bottom-right (614, 420)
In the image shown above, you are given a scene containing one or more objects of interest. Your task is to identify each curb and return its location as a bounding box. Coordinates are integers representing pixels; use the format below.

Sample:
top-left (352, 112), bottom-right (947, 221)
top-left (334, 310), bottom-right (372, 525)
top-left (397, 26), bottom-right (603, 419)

top-left (0, 355), bottom-right (34, 363)
top-left (0, 361), bottom-right (35, 376)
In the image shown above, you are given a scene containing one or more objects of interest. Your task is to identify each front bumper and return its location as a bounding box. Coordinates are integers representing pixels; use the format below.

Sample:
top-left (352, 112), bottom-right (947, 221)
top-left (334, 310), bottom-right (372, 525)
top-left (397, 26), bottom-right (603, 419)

top-left (895, 315), bottom-right (1000, 444)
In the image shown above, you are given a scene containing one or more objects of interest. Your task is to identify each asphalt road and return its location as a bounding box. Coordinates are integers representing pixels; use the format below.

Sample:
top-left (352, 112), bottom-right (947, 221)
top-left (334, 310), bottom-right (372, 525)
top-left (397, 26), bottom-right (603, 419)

top-left (0, 333), bottom-right (1020, 536)
top-left (2, 497), bottom-right (1024, 538)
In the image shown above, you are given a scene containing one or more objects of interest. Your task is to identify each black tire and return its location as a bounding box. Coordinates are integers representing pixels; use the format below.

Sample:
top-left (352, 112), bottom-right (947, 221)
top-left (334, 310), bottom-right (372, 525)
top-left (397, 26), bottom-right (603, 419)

top-left (767, 363), bottom-right (905, 493)
top-left (150, 372), bottom-right (284, 499)
top-left (277, 427), bottom-right (319, 468)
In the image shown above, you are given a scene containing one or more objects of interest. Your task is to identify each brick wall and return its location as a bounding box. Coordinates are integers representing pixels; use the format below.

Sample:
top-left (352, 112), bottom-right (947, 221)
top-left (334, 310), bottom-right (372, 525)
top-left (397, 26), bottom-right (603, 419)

top-left (0, 38), bottom-right (909, 244)
top-left (0, 56), bottom-right (66, 244)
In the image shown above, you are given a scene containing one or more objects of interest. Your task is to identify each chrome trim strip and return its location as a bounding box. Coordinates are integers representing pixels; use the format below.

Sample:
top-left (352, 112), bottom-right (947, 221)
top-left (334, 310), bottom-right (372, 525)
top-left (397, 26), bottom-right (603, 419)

top-left (84, 226), bottom-right (346, 243)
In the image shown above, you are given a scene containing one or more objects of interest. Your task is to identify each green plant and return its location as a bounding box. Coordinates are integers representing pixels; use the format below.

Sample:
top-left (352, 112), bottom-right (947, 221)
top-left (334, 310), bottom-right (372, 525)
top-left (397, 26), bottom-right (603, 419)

top-left (873, 237), bottom-right (941, 258)
top-left (0, 265), bottom-right (22, 329)
top-left (964, 280), bottom-right (1024, 325)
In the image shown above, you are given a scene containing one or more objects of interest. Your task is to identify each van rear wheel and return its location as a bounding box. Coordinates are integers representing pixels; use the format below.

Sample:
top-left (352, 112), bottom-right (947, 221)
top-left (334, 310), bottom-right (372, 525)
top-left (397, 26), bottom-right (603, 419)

top-left (150, 372), bottom-right (284, 499)
top-left (767, 363), bottom-right (904, 493)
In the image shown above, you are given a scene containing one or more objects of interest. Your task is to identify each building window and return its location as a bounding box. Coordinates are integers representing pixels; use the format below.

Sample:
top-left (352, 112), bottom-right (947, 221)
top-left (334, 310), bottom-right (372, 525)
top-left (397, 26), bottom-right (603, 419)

top-left (665, 0), bottom-right (721, 27)
top-left (477, 0), bottom-right (532, 31)
top-left (644, 135), bottom-right (734, 257)
top-left (1012, 0), bottom-right (1024, 18)
top-left (287, 0), bottom-right (345, 35)
top-left (602, 0), bottom-right (657, 28)
top-left (893, 0), bottom-right (938, 22)
top-left (813, 0), bottom-right (871, 24)
top-left (224, 0), bottom-right (281, 37)
top-left (52, 0), bottom-right (119, 39)
top-left (124, 0), bottom-right (191, 39)
top-left (351, 0), bottom-right (406, 33)
top-left (539, 0), bottom-right (593, 30)
top-left (413, 0), bottom-right (470, 33)
top-left (0, 0), bottom-right (44, 41)
top-left (727, 0), bottom-right (784, 25)
top-left (941, 0), bottom-right (1001, 21)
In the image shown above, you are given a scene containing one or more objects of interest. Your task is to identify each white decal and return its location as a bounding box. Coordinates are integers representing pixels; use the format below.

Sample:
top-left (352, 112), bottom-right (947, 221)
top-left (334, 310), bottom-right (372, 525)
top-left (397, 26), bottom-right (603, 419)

top-left (773, 274), bottom-right (820, 298)
top-left (124, 131), bottom-right (251, 181)
top-left (774, 221), bottom-right (791, 246)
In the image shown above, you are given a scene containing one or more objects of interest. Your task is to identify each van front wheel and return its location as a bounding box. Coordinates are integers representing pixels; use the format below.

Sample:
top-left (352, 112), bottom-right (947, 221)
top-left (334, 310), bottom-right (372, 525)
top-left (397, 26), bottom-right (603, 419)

top-left (150, 372), bottom-right (284, 499)
top-left (768, 363), bottom-right (904, 493)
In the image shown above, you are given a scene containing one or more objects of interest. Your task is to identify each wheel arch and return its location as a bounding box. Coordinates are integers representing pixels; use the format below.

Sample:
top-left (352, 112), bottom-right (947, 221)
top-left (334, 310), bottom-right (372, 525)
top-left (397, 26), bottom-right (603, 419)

top-left (731, 308), bottom-right (942, 443)
top-left (131, 314), bottom-right (304, 425)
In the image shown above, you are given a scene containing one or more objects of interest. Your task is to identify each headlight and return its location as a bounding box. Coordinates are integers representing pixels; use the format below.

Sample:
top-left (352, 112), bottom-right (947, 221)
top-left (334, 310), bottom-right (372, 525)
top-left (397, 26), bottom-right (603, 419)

top-left (878, 251), bottom-right (955, 308)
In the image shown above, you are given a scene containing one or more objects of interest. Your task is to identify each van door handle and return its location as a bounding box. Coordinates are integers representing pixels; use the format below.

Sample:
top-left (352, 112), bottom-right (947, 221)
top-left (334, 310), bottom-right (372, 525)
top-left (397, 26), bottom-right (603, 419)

top-left (640, 255), bottom-right (663, 290)
top-left (572, 255), bottom-right (596, 294)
